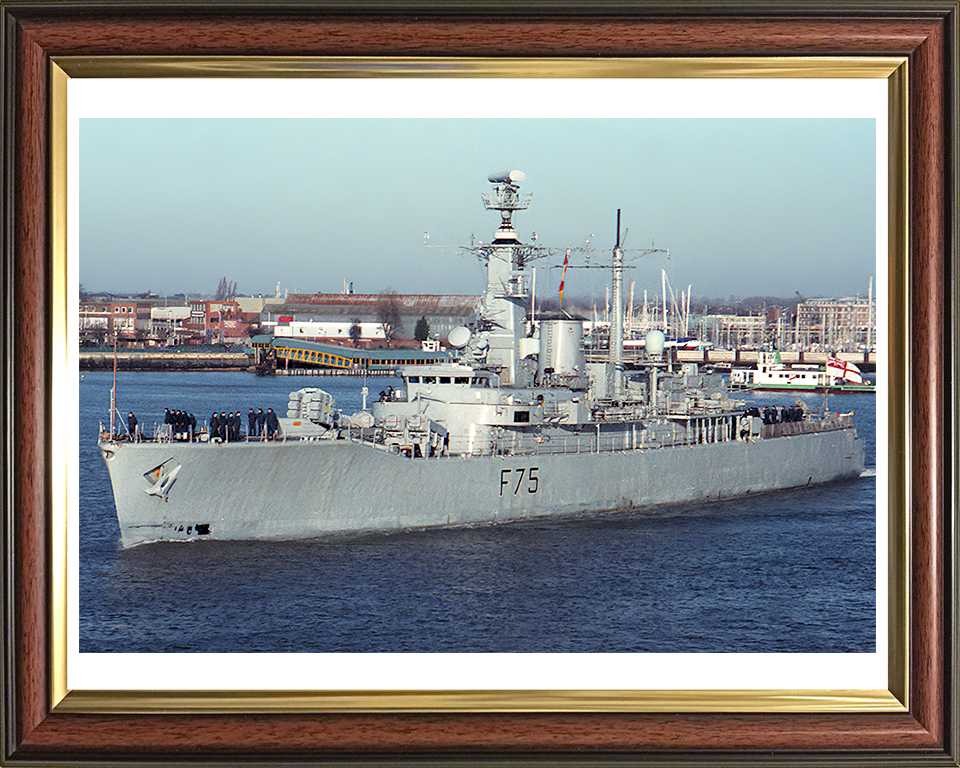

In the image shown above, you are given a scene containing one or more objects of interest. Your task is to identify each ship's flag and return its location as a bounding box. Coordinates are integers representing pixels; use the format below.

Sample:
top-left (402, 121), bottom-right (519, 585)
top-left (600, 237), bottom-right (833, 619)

top-left (559, 250), bottom-right (569, 307)
top-left (826, 355), bottom-right (865, 384)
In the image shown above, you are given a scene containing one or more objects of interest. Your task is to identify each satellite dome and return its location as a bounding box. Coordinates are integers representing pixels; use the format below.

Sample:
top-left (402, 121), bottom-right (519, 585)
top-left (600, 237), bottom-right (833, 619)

top-left (645, 329), bottom-right (666, 357)
top-left (447, 327), bottom-right (472, 349)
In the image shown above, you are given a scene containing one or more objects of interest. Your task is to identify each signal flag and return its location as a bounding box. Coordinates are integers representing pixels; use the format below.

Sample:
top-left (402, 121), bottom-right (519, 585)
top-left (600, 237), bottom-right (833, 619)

top-left (826, 355), bottom-right (865, 385)
top-left (559, 250), bottom-right (569, 307)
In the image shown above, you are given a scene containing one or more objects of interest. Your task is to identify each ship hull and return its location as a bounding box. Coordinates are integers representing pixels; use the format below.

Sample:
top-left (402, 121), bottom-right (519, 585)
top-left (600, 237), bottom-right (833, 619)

top-left (101, 429), bottom-right (866, 548)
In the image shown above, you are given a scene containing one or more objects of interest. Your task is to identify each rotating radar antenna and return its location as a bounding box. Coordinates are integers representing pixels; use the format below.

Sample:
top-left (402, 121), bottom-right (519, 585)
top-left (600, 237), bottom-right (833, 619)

top-left (481, 170), bottom-right (531, 240)
top-left (424, 171), bottom-right (563, 268)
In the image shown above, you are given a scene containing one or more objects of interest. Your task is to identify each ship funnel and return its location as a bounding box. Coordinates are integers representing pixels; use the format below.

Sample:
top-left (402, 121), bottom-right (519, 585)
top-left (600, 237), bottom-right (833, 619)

top-left (539, 317), bottom-right (586, 380)
top-left (488, 170), bottom-right (526, 184)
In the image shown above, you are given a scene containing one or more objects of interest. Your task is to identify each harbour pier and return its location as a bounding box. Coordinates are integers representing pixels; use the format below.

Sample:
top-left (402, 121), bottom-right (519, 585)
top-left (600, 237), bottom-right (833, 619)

top-left (79, 346), bottom-right (877, 375)
top-left (80, 350), bottom-right (252, 372)
top-left (586, 348), bottom-right (877, 373)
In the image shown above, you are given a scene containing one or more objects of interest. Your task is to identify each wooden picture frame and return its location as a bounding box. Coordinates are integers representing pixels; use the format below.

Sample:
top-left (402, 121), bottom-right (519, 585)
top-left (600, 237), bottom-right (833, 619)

top-left (2, 2), bottom-right (957, 765)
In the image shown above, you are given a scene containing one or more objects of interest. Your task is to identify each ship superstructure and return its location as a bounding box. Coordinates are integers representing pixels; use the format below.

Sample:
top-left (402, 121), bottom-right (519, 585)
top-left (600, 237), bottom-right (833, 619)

top-left (99, 172), bottom-right (866, 547)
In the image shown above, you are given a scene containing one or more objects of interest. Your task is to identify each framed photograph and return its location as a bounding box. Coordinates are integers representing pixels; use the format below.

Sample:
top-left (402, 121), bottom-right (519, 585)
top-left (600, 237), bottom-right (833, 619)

top-left (2, 2), bottom-right (957, 766)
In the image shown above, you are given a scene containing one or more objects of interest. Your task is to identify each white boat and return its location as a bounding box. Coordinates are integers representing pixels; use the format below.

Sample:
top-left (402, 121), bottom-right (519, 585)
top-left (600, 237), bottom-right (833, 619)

top-left (730, 351), bottom-right (876, 393)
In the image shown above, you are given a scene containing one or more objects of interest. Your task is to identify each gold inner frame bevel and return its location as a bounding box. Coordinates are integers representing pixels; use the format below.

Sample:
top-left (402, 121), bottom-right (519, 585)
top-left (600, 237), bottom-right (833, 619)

top-left (49, 56), bottom-right (909, 715)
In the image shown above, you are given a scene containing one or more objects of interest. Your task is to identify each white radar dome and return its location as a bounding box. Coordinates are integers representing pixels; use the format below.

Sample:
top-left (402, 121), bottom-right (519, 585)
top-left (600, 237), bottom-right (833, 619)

top-left (645, 329), bottom-right (666, 357)
top-left (447, 326), bottom-right (472, 349)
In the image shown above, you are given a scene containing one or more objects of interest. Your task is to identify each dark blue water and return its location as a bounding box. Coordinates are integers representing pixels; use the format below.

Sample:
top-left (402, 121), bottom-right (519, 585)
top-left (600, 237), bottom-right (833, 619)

top-left (79, 371), bottom-right (876, 653)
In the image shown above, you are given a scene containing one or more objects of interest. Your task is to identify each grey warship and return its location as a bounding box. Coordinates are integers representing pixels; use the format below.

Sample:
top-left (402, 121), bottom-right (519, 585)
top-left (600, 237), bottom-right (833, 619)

top-left (99, 171), bottom-right (866, 548)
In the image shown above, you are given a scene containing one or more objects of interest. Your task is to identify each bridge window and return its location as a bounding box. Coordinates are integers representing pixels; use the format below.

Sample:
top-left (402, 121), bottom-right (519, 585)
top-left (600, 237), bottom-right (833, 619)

top-left (407, 376), bottom-right (420, 383)
top-left (454, 377), bottom-right (470, 384)
top-left (514, 410), bottom-right (530, 423)
top-left (422, 376), bottom-right (436, 384)
top-left (439, 377), bottom-right (451, 384)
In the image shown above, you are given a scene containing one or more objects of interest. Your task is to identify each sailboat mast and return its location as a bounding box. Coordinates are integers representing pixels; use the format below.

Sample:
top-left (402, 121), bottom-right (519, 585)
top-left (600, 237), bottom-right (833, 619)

top-left (661, 270), bottom-right (667, 333)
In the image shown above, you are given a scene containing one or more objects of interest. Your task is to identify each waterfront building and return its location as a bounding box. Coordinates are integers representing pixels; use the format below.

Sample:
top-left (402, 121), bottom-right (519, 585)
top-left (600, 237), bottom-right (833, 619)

top-left (796, 296), bottom-right (875, 352)
top-left (699, 313), bottom-right (766, 349)
top-left (79, 300), bottom-right (151, 345)
top-left (260, 292), bottom-right (478, 348)
top-left (149, 306), bottom-right (192, 345)
top-left (272, 321), bottom-right (386, 343)
top-left (185, 299), bottom-right (256, 344)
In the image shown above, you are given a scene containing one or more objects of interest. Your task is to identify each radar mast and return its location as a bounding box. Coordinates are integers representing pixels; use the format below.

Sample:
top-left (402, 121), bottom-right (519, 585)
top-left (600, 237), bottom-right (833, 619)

top-left (481, 171), bottom-right (531, 243)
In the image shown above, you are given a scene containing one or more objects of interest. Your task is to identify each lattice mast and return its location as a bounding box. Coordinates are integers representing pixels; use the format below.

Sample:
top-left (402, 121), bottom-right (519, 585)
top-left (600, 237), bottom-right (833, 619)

top-left (610, 209), bottom-right (625, 398)
top-left (607, 213), bottom-right (669, 399)
top-left (558, 210), bottom-right (669, 400)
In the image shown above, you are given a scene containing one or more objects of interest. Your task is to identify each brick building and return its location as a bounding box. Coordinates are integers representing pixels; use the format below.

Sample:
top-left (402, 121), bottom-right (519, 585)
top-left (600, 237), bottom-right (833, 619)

top-left (185, 300), bottom-right (256, 343)
top-left (79, 300), bottom-right (151, 345)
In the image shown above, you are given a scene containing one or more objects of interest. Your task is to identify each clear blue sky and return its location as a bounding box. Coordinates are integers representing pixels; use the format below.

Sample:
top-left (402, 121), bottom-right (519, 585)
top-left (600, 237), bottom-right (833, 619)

top-left (80, 118), bottom-right (876, 300)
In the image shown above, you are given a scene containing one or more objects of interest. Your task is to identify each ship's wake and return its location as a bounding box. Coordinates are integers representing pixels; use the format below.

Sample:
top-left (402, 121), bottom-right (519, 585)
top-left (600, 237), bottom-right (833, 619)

top-left (860, 468), bottom-right (877, 477)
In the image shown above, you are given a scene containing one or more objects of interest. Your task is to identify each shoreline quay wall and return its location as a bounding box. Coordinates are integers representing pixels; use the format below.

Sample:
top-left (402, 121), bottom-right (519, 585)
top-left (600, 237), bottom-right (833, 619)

top-left (80, 351), bottom-right (253, 372)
